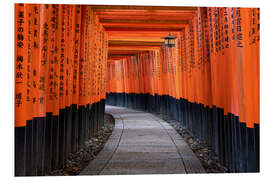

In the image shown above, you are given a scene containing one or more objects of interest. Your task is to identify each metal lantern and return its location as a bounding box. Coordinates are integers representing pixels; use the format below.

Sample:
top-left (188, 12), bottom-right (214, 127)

top-left (162, 32), bottom-right (176, 47)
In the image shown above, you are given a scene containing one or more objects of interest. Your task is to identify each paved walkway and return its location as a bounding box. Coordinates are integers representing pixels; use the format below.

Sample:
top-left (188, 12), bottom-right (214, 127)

top-left (80, 105), bottom-right (205, 175)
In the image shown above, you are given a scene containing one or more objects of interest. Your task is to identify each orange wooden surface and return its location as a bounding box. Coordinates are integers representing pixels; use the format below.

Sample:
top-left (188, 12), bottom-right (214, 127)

top-left (15, 5), bottom-right (259, 129)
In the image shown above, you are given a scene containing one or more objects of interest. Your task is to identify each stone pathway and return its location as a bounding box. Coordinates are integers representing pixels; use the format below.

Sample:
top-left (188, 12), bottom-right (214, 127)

top-left (80, 105), bottom-right (205, 175)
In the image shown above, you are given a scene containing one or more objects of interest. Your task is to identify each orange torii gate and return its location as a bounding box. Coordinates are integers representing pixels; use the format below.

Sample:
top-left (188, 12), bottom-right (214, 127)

top-left (105, 7), bottom-right (260, 173)
top-left (15, 4), bottom-right (259, 176)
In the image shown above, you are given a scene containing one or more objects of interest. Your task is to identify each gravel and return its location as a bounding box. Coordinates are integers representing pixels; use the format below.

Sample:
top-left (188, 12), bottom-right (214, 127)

top-left (46, 113), bottom-right (115, 176)
top-left (153, 112), bottom-right (228, 173)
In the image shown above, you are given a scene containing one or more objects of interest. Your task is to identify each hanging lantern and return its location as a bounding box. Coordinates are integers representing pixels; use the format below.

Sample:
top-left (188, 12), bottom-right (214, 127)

top-left (162, 32), bottom-right (176, 47)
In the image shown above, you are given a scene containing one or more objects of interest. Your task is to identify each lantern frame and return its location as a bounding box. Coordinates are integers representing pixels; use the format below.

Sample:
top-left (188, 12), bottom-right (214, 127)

top-left (162, 32), bottom-right (176, 47)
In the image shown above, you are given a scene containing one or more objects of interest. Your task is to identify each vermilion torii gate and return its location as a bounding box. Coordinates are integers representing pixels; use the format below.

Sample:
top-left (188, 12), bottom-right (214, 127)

top-left (15, 4), bottom-right (259, 176)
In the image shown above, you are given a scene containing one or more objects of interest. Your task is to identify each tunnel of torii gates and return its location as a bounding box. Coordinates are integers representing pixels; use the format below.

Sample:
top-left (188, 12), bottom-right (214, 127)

top-left (15, 4), bottom-right (259, 176)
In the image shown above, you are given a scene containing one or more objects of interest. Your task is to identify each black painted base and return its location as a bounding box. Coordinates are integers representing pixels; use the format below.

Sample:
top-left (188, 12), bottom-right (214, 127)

top-left (15, 99), bottom-right (106, 176)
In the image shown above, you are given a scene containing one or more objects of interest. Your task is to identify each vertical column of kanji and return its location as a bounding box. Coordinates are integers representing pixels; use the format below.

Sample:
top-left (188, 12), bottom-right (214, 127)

top-left (190, 15), bottom-right (197, 134)
top-left (196, 8), bottom-right (204, 107)
top-left (88, 10), bottom-right (94, 106)
top-left (86, 7), bottom-right (91, 108)
top-left (253, 8), bottom-right (260, 127)
top-left (43, 4), bottom-right (54, 174)
top-left (228, 8), bottom-right (239, 119)
top-left (226, 7), bottom-right (233, 114)
top-left (192, 9), bottom-right (200, 138)
top-left (88, 7), bottom-right (95, 137)
top-left (15, 3), bottom-right (27, 176)
top-left (207, 8), bottom-right (216, 108)
top-left (58, 4), bottom-right (67, 169)
top-left (207, 7), bottom-right (218, 158)
top-left (78, 5), bottom-right (86, 147)
top-left (35, 4), bottom-right (49, 175)
top-left (231, 8), bottom-right (247, 172)
top-left (84, 6), bottom-right (91, 139)
top-left (71, 5), bottom-right (81, 153)
top-left (51, 4), bottom-right (60, 171)
top-left (202, 8), bottom-right (212, 109)
top-left (199, 8), bottom-right (208, 139)
top-left (30, 4), bottom-right (41, 175)
top-left (93, 14), bottom-right (100, 134)
top-left (227, 7), bottom-right (241, 172)
top-left (217, 7), bottom-right (227, 169)
top-left (97, 22), bottom-right (104, 121)
top-left (22, 4), bottom-right (34, 176)
top-left (156, 49), bottom-right (162, 98)
top-left (251, 8), bottom-right (260, 172)
top-left (190, 17), bottom-right (196, 105)
top-left (213, 8), bottom-right (221, 110)
top-left (66, 4), bottom-right (74, 158)
top-left (64, 3), bottom-right (70, 164)
top-left (201, 7), bottom-right (213, 146)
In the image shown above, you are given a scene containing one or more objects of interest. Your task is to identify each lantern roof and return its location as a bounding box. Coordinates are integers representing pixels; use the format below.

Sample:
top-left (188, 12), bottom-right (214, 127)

top-left (161, 32), bottom-right (176, 40)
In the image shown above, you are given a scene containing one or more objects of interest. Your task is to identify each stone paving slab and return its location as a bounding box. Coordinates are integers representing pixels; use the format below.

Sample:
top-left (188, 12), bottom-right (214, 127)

top-left (80, 105), bottom-right (205, 175)
top-left (100, 158), bottom-right (186, 175)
